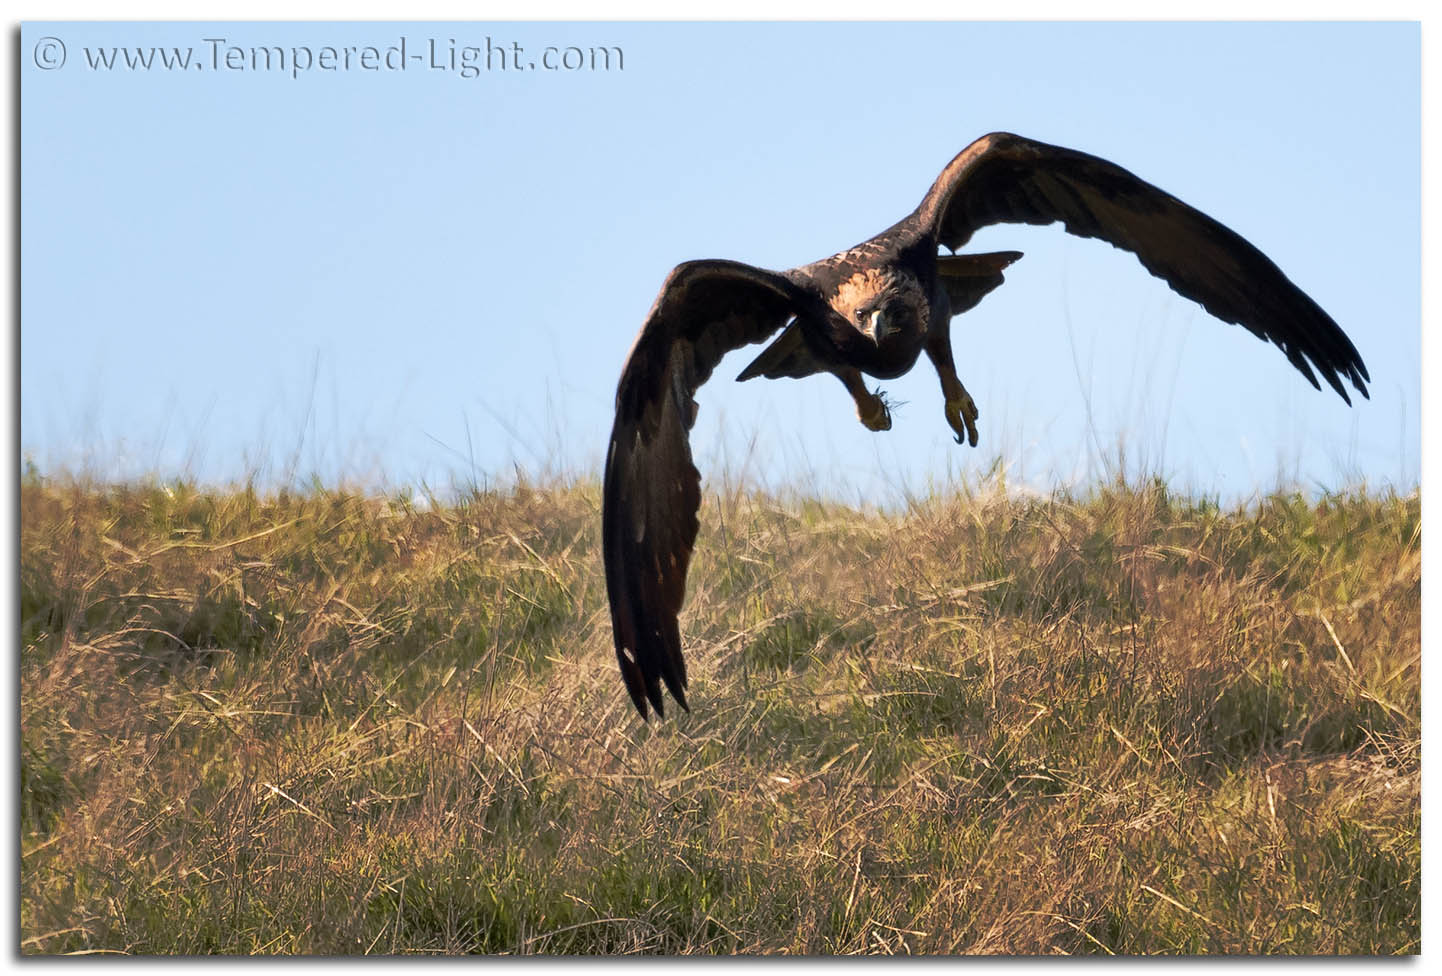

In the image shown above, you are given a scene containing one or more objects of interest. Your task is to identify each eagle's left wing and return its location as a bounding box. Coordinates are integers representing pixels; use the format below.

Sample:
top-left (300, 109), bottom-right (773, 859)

top-left (604, 260), bottom-right (805, 719)
top-left (917, 132), bottom-right (1369, 403)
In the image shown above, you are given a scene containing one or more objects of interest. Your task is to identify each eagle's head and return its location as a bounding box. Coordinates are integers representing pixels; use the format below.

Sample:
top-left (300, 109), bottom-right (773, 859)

top-left (833, 268), bottom-right (929, 347)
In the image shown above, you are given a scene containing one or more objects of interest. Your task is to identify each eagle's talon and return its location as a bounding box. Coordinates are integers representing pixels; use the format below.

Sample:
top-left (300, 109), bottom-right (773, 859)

top-left (945, 394), bottom-right (980, 447)
top-left (858, 390), bottom-right (892, 431)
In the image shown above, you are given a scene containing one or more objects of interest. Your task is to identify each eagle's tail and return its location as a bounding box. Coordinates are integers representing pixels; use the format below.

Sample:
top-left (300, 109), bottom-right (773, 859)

top-left (937, 250), bottom-right (1024, 316)
top-left (736, 318), bottom-right (824, 382)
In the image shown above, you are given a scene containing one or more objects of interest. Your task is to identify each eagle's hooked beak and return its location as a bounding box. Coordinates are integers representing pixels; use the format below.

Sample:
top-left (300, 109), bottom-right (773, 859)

top-left (866, 308), bottom-right (893, 344)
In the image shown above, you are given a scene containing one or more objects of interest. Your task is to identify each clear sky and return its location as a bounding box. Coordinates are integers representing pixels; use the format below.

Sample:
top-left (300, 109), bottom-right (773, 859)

top-left (20, 21), bottom-right (1419, 504)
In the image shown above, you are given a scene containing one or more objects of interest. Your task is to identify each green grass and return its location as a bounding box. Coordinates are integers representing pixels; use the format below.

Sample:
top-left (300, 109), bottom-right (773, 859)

top-left (19, 470), bottom-right (1419, 954)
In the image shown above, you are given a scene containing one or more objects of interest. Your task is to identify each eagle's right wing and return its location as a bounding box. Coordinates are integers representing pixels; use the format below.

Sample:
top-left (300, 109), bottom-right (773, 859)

top-left (604, 260), bottom-right (805, 719)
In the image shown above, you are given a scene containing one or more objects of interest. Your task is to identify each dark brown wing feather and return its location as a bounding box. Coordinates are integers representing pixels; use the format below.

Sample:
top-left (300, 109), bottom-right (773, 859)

top-left (604, 260), bottom-right (804, 718)
top-left (917, 132), bottom-right (1369, 403)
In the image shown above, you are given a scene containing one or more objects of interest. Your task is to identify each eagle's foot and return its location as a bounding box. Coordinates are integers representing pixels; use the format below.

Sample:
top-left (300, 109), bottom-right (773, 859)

top-left (858, 388), bottom-right (892, 431)
top-left (945, 390), bottom-right (980, 447)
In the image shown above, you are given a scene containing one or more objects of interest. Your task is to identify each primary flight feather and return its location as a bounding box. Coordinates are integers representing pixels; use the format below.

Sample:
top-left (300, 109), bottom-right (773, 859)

top-left (603, 131), bottom-right (1369, 720)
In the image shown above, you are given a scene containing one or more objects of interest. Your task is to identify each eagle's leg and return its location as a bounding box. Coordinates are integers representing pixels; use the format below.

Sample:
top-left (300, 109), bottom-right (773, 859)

top-left (925, 328), bottom-right (979, 447)
top-left (837, 368), bottom-right (891, 431)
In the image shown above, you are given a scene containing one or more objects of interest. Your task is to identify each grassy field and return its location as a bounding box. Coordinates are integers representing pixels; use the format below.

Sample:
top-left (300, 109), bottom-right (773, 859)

top-left (19, 469), bottom-right (1419, 954)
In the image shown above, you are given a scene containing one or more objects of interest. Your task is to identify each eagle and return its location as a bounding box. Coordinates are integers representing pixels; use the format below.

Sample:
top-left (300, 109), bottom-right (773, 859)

top-left (602, 131), bottom-right (1370, 720)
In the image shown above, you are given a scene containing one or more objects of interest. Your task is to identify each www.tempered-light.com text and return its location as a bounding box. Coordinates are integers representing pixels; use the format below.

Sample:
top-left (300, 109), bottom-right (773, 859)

top-left (76, 36), bottom-right (624, 79)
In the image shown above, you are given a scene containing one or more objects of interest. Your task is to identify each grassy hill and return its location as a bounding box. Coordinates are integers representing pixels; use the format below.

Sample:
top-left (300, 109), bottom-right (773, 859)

top-left (20, 471), bottom-right (1419, 954)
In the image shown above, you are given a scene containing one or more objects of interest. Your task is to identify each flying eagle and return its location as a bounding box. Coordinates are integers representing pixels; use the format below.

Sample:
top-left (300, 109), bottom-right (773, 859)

top-left (603, 131), bottom-right (1370, 720)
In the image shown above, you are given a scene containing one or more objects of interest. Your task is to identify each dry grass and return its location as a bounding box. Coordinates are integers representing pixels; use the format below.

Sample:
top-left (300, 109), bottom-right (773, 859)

top-left (19, 469), bottom-right (1419, 954)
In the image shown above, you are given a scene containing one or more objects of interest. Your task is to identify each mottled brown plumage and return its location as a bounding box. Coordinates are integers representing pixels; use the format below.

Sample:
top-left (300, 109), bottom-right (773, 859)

top-left (604, 131), bottom-right (1369, 719)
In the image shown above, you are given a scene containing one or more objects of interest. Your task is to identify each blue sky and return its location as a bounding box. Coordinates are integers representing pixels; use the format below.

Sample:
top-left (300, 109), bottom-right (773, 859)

top-left (20, 21), bottom-right (1419, 503)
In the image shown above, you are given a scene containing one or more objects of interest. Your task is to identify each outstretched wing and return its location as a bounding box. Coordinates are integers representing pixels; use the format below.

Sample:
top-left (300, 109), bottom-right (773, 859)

top-left (917, 132), bottom-right (1369, 403)
top-left (604, 260), bottom-right (805, 719)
